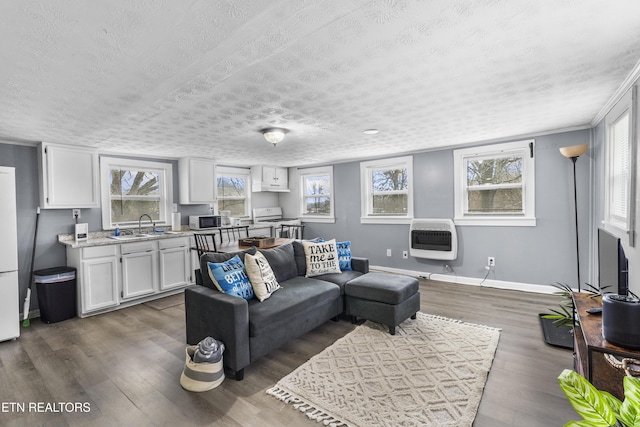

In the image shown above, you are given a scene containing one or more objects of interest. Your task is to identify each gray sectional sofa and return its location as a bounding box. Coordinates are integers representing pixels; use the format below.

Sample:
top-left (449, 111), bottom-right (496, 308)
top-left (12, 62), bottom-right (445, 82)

top-left (184, 241), bottom-right (369, 381)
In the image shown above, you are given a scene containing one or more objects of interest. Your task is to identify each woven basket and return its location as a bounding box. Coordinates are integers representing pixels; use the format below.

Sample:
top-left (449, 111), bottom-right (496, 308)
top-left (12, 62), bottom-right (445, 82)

top-left (604, 353), bottom-right (640, 377)
top-left (180, 345), bottom-right (225, 392)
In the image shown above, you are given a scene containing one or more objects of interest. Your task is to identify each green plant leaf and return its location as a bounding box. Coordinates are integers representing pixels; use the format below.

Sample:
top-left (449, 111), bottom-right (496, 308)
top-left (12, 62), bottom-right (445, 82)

top-left (558, 369), bottom-right (617, 426)
top-left (601, 391), bottom-right (623, 420)
top-left (620, 376), bottom-right (640, 427)
top-left (564, 421), bottom-right (608, 427)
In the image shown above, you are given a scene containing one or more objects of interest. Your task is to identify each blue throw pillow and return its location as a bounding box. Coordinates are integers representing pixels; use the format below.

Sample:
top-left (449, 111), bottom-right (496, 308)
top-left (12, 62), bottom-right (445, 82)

top-left (336, 241), bottom-right (352, 271)
top-left (207, 255), bottom-right (254, 300)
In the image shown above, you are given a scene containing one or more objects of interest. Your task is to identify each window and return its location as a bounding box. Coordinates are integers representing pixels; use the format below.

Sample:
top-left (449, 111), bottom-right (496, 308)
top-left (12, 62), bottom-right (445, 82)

top-left (454, 140), bottom-right (535, 226)
top-left (217, 166), bottom-right (251, 217)
top-left (604, 88), bottom-right (635, 243)
top-left (360, 156), bottom-right (413, 224)
top-left (299, 166), bottom-right (334, 222)
top-left (100, 157), bottom-right (173, 229)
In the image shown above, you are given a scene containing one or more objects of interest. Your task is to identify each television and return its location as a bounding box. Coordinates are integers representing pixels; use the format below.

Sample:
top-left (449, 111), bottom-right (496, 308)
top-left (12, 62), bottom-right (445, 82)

top-left (598, 228), bottom-right (629, 296)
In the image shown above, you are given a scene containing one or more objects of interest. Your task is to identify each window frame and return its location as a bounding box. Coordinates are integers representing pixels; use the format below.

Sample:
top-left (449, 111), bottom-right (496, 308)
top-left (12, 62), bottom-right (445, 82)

top-left (216, 166), bottom-right (252, 218)
top-left (360, 156), bottom-right (414, 225)
top-left (299, 166), bottom-right (335, 223)
top-left (604, 88), bottom-right (636, 246)
top-left (454, 140), bottom-right (536, 227)
top-left (100, 157), bottom-right (174, 230)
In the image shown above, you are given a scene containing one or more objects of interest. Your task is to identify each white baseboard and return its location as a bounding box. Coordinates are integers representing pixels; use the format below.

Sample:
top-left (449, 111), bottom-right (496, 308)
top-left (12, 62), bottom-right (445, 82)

top-left (369, 265), bottom-right (558, 294)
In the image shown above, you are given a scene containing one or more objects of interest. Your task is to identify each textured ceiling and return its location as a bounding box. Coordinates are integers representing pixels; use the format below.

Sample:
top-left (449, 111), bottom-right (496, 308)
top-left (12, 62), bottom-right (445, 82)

top-left (1, 0), bottom-right (640, 167)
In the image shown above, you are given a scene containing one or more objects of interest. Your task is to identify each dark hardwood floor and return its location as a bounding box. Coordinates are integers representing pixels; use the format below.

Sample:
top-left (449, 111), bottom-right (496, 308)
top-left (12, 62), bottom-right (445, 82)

top-left (0, 280), bottom-right (577, 426)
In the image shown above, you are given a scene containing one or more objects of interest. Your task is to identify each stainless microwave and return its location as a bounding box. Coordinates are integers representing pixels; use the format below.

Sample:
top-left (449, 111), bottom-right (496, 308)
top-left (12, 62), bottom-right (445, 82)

top-left (189, 215), bottom-right (221, 230)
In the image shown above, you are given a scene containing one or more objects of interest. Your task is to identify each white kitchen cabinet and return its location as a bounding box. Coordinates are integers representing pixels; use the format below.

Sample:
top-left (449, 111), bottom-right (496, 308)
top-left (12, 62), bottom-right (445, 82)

top-left (66, 236), bottom-right (193, 317)
top-left (158, 237), bottom-right (191, 290)
top-left (67, 245), bottom-right (120, 316)
top-left (38, 142), bottom-right (100, 209)
top-left (179, 157), bottom-right (216, 204)
top-left (121, 241), bottom-right (158, 299)
top-left (251, 165), bottom-right (289, 192)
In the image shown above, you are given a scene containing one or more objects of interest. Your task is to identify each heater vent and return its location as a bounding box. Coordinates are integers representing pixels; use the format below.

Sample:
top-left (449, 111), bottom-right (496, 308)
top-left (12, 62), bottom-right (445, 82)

top-left (409, 219), bottom-right (457, 260)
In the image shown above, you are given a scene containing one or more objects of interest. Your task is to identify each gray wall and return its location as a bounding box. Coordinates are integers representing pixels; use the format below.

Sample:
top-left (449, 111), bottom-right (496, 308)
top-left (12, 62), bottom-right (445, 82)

top-left (293, 129), bottom-right (592, 289)
top-left (0, 143), bottom-right (278, 313)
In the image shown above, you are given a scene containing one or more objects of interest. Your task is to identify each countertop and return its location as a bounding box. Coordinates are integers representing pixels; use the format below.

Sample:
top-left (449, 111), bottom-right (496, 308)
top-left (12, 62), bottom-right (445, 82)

top-left (58, 223), bottom-right (274, 249)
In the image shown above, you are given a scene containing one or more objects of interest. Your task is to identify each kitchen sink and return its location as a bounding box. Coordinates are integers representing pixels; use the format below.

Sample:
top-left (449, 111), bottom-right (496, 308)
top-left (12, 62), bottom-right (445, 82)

top-left (107, 231), bottom-right (181, 240)
top-left (107, 234), bottom-right (152, 240)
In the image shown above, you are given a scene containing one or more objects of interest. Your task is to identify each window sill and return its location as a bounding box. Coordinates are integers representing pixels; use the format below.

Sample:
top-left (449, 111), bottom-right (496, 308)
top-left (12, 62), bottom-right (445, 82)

top-left (360, 217), bottom-right (413, 225)
top-left (454, 217), bottom-right (536, 227)
top-left (602, 222), bottom-right (629, 241)
top-left (300, 216), bottom-right (335, 224)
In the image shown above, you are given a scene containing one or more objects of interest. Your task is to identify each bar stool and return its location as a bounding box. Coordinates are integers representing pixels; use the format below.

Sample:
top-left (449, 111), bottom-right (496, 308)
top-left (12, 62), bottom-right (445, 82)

top-left (280, 224), bottom-right (305, 239)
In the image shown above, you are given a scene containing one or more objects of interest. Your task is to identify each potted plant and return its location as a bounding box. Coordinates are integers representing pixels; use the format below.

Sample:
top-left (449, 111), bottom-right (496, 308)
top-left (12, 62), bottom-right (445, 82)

top-left (558, 369), bottom-right (640, 426)
top-left (542, 282), bottom-right (577, 327)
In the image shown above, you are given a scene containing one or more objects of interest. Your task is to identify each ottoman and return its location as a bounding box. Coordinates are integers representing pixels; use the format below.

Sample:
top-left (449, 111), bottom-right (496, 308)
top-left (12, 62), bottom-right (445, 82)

top-left (345, 272), bottom-right (420, 335)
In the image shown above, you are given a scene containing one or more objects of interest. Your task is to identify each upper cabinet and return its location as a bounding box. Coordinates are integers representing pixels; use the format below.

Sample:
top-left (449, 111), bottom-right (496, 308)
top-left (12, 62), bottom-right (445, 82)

top-left (179, 157), bottom-right (216, 204)
top-left (38, 143), bottom-right (100, 209)
top-left (251, 165), bottom-right (289, 192)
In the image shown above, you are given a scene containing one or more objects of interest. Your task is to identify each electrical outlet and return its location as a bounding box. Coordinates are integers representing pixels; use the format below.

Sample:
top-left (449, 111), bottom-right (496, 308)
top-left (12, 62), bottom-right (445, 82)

top-left (488, 256), bottom-right (495, 267)
top-left (402, 250), bottom-right (408, 259)
top-left (72, 208), bottom-right (81, 219)
top-left (386, 249), bottom-right (392, 257)
top-left (172, 203), bottom-right (178, 213)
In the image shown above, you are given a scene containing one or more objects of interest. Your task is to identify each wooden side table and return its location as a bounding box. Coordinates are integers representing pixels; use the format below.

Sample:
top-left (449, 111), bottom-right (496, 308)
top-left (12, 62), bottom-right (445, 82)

top-left (573, 292), bottom-right (640, 399)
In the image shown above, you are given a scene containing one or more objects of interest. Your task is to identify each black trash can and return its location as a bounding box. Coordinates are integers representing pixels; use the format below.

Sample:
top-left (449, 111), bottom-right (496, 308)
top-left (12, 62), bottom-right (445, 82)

top-left (34, 267), bottom-right (77, 324)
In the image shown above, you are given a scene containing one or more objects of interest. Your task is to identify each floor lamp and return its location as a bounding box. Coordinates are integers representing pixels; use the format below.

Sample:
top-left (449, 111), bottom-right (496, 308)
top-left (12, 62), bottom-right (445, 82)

top-left (559, 143), bottom-right (589, 292)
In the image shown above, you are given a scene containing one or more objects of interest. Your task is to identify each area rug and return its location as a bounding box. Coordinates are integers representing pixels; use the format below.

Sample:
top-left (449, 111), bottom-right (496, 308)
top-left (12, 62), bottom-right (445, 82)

top-left (267, 312), bottom-right (500, 427)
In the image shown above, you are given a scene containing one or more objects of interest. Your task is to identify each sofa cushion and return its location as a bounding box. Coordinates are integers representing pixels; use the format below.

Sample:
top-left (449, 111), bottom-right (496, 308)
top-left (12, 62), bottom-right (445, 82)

top-left (200, 247), bottom-right (257, 290)
top-left (303, 239), bottom-right (341, 277)
top-left (245, 251), bottom-right (280, 302)
top-left (292, 240), bottom-right (308, 276)
top-left (206, 255), bottom-right (254, 300)
top-left (260, 243), bottom-right (298, 283)
top-left (313, 270), bottom-right (364, 294)
top-left (247, 276), bottom-right (340, 337)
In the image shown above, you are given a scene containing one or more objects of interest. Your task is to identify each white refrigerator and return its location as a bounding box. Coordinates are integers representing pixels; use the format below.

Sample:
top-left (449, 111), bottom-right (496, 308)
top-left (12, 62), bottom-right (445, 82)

top-left (0, 167), bottom-right (19, 342)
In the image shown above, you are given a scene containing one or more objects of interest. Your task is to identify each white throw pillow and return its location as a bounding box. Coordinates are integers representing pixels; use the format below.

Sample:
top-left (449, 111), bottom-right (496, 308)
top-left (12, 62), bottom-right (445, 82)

top-left (245, 251), bottom-right (280, 302)
top-left (302, 239), bottom-right (341, 277)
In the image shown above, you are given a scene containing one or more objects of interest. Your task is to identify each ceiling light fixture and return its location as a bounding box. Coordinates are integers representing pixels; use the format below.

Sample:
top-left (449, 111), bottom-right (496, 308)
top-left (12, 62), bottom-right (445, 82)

top-left (261, 128), bottom-right (287, 147)
top-left (363, 129), bottom-right (379, 135)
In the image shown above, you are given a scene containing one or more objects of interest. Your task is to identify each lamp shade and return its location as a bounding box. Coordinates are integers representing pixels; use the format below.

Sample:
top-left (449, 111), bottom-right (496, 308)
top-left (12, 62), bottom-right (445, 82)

top-left (559, 144), bottom-right (588, 158)
top-left (262, 128), bottom-right (287, 146)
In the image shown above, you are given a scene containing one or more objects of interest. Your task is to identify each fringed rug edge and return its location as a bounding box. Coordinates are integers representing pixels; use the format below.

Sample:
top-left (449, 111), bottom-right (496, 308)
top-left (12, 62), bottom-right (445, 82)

top-left (266, 385), bottom-right (350, 427)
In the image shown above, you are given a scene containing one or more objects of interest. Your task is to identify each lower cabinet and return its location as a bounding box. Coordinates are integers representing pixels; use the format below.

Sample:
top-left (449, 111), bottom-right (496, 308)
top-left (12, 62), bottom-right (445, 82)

top-left (121, 241), bottom-right (158, 300)
top-left (159, 238), bottom-right (191, 290)
top-left (67, 236), bottom-right (193, 317)
top-left (77, 246), bottom-right (120, 314)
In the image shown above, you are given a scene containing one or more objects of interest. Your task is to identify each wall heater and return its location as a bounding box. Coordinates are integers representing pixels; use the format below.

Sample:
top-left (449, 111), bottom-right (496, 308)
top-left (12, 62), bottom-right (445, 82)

top-left (409, 218), bottom-right (457, 260)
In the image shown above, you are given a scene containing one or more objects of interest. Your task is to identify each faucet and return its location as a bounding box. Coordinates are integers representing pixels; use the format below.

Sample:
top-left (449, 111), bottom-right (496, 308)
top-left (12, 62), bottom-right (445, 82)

top-left (138, 214), bottom-right (155, 234)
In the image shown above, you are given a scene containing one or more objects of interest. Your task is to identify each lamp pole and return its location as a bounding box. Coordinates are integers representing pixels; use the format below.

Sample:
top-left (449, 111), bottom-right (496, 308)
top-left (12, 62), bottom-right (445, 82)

top-left (570, 156), bottom-right (581, 292)
top-left (559, 143), bottom-right (588, 292)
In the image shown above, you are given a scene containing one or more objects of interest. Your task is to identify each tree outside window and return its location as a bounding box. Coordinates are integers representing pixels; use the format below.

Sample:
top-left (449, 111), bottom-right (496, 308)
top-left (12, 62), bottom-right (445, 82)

top-left (465, 155), bottom-right (523, 214)
top-left (299, 166), bottom-right (334, 221)
top-left (303, 174), bottom-right (331, 215)
top-left (110, 169), bottom-right (160, 223)
top-left (216, 167), bottom-right (251, 217)
top-left (371, 167), bottom-right (408, 215)
top-left (360, 156), bottom-right (413, 224)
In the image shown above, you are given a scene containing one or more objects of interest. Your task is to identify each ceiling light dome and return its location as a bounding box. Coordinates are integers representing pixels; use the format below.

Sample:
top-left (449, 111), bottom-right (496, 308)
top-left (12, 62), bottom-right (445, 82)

top-left (262, 128), bottom-right (288, 146)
